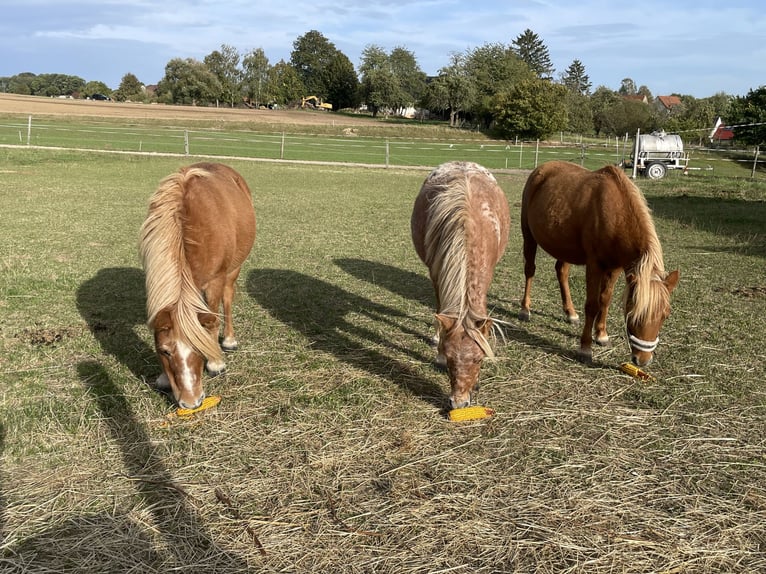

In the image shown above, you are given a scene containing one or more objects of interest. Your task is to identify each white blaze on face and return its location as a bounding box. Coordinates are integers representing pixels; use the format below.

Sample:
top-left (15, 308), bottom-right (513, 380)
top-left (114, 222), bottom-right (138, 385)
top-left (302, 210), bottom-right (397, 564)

top-left (175, 339), bottom-right (196, 396)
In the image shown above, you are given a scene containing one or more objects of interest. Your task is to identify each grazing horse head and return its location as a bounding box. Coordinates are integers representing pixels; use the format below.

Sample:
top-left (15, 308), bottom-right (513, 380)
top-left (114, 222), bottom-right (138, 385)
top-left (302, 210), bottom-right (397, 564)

top-left (411, 161), bottom-right (510, 410)
top-left (140, 163), bottom-right (256, 409)
top-left (436, 313), bottom-right (495, 409)
top-left (151, 307), bottom-right (223, 410)
top-left (624, 267), bottom-right (680, 367)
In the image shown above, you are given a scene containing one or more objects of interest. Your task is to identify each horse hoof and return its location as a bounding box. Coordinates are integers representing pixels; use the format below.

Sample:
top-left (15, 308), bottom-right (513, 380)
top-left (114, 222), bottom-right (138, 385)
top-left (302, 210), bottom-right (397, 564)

top-left (576, 349), bottom-right (593, 364)
top-left (518, 309), bottom-right (531, 322)
top-left (222, 341), bottom-right (238, 353)
top-left (566, 314), bottom-right (580, 325)
top-left (206, 360), bottom-right (227, 376)
top-left (595, 336), bottom-right (610, 347)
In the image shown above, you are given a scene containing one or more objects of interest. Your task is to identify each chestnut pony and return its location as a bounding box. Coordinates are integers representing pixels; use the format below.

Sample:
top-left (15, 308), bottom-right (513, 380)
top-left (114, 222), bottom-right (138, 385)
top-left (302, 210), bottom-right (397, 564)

top-left (519, 160), bottom-right (679, 366)
top-left (411, 162), bottom-right (510, 409)
top-left (140, 162), bottom-right (256, 409)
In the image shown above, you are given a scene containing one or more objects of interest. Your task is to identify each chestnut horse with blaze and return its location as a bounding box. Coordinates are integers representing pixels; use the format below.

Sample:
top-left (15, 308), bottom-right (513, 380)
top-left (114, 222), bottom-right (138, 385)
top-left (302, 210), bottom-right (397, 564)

top-left (519, 160), bottom-right (679, 366)
top-left (411, 162), bottom-right (510, 409)
top-left (140, 162), bottom-right (256, 409)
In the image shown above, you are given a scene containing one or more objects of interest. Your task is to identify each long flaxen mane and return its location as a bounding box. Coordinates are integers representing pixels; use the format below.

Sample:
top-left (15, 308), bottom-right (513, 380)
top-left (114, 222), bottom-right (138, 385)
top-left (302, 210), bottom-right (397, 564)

top-left (606, 166), bottom-right (671, 325)
top-left (139, 166), bottom-right (223, 363)
top-left (423, 165), bottom-right (495, 358)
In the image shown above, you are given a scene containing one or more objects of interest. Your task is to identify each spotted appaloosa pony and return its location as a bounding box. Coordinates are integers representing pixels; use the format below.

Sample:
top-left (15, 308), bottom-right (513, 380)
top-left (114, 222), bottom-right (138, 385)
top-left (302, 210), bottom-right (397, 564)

top-left (519, 160), bottom-right (679, 366)
top-left (140, 162), bottom-right (256, 409)
top-left (411, 161), bottom-right (510, 409)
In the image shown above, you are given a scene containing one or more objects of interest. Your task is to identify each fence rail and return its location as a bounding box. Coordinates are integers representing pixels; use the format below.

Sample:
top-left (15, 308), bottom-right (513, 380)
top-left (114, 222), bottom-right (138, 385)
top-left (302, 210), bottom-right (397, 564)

top-left (1, 116), bottom-right (763, 180)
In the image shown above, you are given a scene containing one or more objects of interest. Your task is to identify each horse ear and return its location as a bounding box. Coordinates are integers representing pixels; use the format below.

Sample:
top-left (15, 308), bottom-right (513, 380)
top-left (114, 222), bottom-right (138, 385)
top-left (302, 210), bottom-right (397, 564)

top-left (198, 312), bottom-right (218, 330)
top-left (435, 314), bottom-right (456, 332)
top-left (665, 270), bottom-right (680, 293)
top-left (154, 308), bottom-right (173, 331)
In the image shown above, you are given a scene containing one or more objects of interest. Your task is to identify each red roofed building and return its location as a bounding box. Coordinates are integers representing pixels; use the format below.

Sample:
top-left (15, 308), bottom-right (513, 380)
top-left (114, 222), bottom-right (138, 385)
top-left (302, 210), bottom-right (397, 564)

top-left (656, 95), bottom-right (683, 112)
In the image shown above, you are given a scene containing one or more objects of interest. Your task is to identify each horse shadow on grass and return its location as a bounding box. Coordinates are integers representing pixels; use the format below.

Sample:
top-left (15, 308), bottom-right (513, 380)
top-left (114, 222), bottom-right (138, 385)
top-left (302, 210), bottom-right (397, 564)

top-left (334, 257), bottom-right (578, 363)
top-left (1, 361), bottom-right (249, 571)
top-left (246, 268), bottom-right (446, 408)
top-left (76, 267), bottom-right (170, 402)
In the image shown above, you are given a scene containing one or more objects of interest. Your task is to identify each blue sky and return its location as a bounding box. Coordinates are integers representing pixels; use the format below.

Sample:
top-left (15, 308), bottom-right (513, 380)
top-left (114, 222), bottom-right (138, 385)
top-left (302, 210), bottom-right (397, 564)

top-left (1, 0), bottom-right (763, 98)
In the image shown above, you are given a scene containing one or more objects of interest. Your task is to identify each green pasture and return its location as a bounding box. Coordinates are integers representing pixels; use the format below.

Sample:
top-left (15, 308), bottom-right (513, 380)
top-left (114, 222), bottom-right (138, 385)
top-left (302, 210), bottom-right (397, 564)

top-left (0, 148), bottom-right (765, 572)
top-left (2, 113), bottom-right (763, 179)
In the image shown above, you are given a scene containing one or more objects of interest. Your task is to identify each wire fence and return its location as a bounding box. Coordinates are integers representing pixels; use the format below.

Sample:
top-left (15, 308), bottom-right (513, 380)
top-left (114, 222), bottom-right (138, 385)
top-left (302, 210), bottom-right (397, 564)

top-left (1, 115), bottom-right (764, 180)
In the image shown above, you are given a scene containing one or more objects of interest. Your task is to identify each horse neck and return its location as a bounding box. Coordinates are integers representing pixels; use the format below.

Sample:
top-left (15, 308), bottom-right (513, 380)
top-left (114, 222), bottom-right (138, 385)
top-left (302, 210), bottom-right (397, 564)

top-left (141, 176), bottom-right (221, 362)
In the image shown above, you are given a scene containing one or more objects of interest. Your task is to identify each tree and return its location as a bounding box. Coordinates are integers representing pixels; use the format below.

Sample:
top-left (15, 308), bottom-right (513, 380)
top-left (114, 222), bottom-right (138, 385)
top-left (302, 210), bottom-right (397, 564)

top-left (565, 91), bottom-right (594, 134)
top-left (84, 80), bottom-right (112, 98)
top-left (290, 30), bottom-right (337, 98)
top-left (728, 86), bottom-right (766, 145)
top-left (465, 43), bottom-right (534, 128)
top-left (265, 60), bottom-right (304, 106)
top-left (590, 86), bottom-right (622, 135)
top-left (204, 44), bottom-right (241, 107)
top-left (492, 78), bottom-right (568, 139)
top-left (112, 73), bottom-right (143, 102)
top-left (388, 47), bottom-right (427, 111)
top-left (560, 59), bottom-right (591, 96)
top-left (422, 52), bottom-right (476, 127)
top-left (29, 73), bottom-right (85, 97)
top-left (618, 77), bottom-right (637, 96)
top-left (242, 48), bottom-right (270, 107)
top-left (324, 51), bottom-right (360, 111)
top-left (156, 58), bottom-right (221, 105)
top-left (511, 29), bottom-right (554, 79)
top-left (359, 45), bottom-right (425, 116)
top-left (359, 44), bottom-right (395, 116)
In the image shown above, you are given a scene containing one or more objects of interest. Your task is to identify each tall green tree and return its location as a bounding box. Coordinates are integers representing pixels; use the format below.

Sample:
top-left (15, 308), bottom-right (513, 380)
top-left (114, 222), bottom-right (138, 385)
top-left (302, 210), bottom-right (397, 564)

top-left (618, 77), bottom-right (637, 96)
top-left (422, 52), bottom-right (476, 127)
top-left (265, 60), bottom-right (304, 106)
top-left (242, 48), bottom-right (270, 107)
top-left (156, 58), bottom-right (221, 105)
top-left (203, 44), bottom-right (241, 107)
top-left (511, 29), bottom-right (554, 79)
top-left (29, 74), bottom-right (85, 97)
top-left (389, 46), bottom-right (427, 111)
top-left (465, 42), bottom-right (534, 128)
top-left (492, 78), bottom-right (568, 139)
top-left (324, 51), bottom-right (359, 111)
top-left (560, 59), bottom-right (591, 96)
top-left (112, 73), bottom-right (143, 102)
top-left (359, 44), bottom-right (396, 116)
top-left (290, 30), bottom-right (337, 98)
top-left (729, 86), bottom-right (766, 145)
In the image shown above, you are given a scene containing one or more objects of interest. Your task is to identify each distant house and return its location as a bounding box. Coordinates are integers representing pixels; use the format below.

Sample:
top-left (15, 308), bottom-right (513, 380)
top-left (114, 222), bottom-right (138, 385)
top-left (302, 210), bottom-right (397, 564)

top-left (656, 95), bottom-right (683, 113)
top-left (709, 117), bottom-right (735, 144)
top-left (624, 94), bottom-right (649, 104)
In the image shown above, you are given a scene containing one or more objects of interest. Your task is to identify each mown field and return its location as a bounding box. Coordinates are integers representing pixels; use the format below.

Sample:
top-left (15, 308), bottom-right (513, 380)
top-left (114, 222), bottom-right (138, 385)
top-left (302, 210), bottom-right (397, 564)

top-left (1, 112), bottom-right (765, 572)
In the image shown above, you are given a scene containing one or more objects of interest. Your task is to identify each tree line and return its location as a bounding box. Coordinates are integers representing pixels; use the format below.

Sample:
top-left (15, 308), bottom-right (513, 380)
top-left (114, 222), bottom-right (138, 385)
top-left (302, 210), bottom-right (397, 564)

top-left (2, 28), bottom-right (765, 144)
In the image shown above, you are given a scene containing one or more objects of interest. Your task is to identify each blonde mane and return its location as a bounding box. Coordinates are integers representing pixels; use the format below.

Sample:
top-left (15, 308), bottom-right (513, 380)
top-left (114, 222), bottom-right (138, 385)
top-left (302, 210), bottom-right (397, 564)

top-left (617, 170), bottom-right (670, 325)
top-left (423, 167), bottom-right (495, 358)
top-left (139, 167), bottom-right (223, 362)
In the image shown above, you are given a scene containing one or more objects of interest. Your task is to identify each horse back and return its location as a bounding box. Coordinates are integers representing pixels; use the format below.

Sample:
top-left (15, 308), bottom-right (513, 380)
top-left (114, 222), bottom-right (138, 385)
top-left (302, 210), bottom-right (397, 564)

top-left (522, 161), bottom-right (641, 266)
top-left (181, 163), bottom-right (256, 279)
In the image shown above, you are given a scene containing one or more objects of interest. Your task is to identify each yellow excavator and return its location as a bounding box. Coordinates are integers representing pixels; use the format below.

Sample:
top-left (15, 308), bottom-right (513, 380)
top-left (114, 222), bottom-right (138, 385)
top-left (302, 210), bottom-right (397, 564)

top-left (301, 96), bottom-right (333, 111)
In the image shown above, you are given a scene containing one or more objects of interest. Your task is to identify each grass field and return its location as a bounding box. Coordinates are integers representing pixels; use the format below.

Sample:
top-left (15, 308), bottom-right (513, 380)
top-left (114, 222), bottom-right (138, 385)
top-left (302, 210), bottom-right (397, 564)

top-left (1, 141), bottom-right (765, 571)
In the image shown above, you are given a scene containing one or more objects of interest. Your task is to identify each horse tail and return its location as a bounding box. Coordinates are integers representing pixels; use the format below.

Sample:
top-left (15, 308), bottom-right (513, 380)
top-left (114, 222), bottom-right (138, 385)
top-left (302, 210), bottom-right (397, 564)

top-left (140, 167), bottom-right (222, 362)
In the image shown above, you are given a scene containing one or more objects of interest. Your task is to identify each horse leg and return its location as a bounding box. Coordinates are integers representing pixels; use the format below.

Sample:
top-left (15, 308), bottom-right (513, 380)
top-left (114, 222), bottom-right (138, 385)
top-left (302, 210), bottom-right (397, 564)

top-left (555, 260), bottom-right (579, 323)
top-left (593, 268), bottom-right (621, 346)
top-left (221, 267), bottom-right (242, 352)
top-left (202, 278), bottom-right (226, 375)
top-left (519, 233), bottom-right (537, 322)
top-left (577, 265), bottom-right (603, 363)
